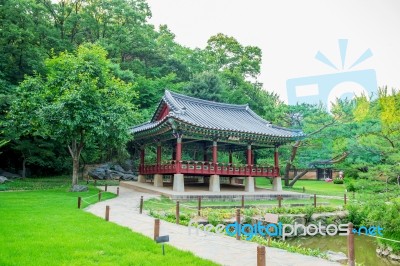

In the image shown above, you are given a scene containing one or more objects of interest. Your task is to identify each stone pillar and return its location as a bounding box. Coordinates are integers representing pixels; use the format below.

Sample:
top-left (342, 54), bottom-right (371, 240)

top-left (138, 174), bottom-right (146, 183)
top-left (154, 174), bottom-right (163, 187)
top-left (272, 177), bottom-right (282, 191)
top-left (245, 176), bottom-right (255, 192)
top-left (173, 174), bottom-right (184, 192)
top-left (209, 175), bottom-right (220, 192)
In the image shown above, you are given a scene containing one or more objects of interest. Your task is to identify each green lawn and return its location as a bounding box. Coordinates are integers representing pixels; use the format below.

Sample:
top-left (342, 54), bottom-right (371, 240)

top-left (0, 176), bottom-right (119, 191)
top-left (256, 178), bottom-right (347, 196)
top-left (0, 187), bottom-right (216, 266)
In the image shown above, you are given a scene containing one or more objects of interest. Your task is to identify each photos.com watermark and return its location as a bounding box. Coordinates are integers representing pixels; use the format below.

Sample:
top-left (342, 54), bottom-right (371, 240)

top-left (188, 220), bottom-right (383, 241)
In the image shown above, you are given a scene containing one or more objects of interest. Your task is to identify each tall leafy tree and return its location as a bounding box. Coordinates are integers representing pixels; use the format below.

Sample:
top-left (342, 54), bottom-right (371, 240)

top-left (7, 44), bottom-right (137, 185)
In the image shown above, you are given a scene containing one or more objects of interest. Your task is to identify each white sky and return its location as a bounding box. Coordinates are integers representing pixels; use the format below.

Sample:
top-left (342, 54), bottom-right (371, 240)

top-left (147, 0), bottom-right (400, 102)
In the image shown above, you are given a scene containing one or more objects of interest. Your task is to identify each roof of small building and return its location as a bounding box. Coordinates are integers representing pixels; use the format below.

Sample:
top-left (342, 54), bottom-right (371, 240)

top-left (131, 90), bottom-right (304, 141)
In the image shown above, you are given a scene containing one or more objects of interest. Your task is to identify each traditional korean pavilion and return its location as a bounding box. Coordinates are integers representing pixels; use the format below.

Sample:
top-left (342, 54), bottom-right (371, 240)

top-left (130, 90), bottom-right (304, 193)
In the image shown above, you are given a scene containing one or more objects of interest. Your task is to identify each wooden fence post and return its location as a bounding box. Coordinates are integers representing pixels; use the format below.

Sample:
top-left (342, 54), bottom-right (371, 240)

top-left (303, 186), bottom-right (305, 193)
top-left (236, 208), bottom-right (241, 240)
top-left (78, 197), bottom-right (81, 209)
top-left (257, 245), bottom-right (266, 266)
top-left (98, 191), bottom-right (102, 202)
top-left (314, 194), bottom-right (317, 207)
top-left (105, 205), bottom-right (110, 221)
top-left (105, 184), bottom-right (108, 192)
top-left (241, 195), bottom-right (245, 208)
top-left (140, 196), bottom-right (143, 214)
top-left (344, 193), bottom-right (347, 205)
top-left (348, 222), bottom-right (355, 266)
top-left (278, 196), bottom-right (282, 208)
top-left (154, 218), bottom-right (160, 240)
top-left (117, 187), bottom-right (120, 196)
top-left (176, 201), bottom-right (180, 224)
top-left (94, 179), bottom-right (97, 186)
top-left (198, 196), bottom-right (201, 216)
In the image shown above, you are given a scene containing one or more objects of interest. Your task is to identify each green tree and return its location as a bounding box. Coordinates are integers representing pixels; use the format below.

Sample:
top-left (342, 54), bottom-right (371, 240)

top-left (205, 33), bottom-right (261, 78)
top-left (7, 44), bottom-right (137, 185)
top-left (183, 72), bottom-right (224, 102)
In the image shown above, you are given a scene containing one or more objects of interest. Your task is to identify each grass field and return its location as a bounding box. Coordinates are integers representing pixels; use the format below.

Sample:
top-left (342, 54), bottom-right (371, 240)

top-left (0, 176), bottom-right (119, 191)
top-left (0, 187), bottom-right (216, 266)
top-left (256, 178), bottom-right (346, 196)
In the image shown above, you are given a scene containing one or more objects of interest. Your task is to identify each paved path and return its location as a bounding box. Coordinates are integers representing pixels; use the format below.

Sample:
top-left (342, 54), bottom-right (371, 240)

top-left (85, 186), bottom-right (339, 266)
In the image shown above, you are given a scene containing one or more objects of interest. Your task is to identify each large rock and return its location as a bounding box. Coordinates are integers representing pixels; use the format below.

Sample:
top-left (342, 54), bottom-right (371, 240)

top-left (106, 170), bottom-right (124, 180)
top-left (0, 176), bottom-right (8, 184)
top-left (325, 251), bottom-right (347, 264)
top-left (70, 185), bottom-right (88, 192)
top-left (88, 168), bottom-right (107, 180)
top-left (0, 170), bottom-right (21, 179)
top-left (389, 254), bottom-right (400, 261)
top-left (120, 173), bottom-right (137, 181)
top-left (87, 162), bottom-right (136, 180)
top-left (111, 164), bottom-right (125, 172)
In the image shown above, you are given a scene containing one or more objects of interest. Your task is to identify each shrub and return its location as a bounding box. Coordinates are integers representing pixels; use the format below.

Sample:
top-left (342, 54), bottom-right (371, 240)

top-left (346, 181), bottom-right (356, 192)
top-left (333, 179), bottom-right (344, 184)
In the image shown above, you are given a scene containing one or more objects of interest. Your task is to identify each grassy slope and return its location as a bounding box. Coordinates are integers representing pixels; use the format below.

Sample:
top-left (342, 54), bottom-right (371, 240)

top-left (0, 188), bottom-right (216, 266)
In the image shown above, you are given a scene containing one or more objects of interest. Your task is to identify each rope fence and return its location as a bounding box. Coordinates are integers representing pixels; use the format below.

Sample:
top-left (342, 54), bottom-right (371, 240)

top-left (75, 190), bottom-right (400, 266)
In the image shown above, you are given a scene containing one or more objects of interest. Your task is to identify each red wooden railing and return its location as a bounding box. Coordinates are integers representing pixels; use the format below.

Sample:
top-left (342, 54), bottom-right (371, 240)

top-left (139, 160), bottom-right (279, 177)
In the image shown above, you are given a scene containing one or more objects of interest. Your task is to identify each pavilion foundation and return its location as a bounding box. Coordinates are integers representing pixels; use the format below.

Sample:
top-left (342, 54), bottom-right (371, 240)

top-left (245, 176), bottom-right (255, 193)
top-left (209, 175), bottom-right (220, 192)
top-left (173, 174), bottom-right (185, 192)
top-left (154, 174), bottom-right (163, 187)
top-left (272, 177), bottom-right (282, 192)
top-left (138, 174), bottom-right (146, 183)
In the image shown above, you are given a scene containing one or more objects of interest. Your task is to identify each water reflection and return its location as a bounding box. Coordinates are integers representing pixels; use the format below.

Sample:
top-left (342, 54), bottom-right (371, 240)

top-left (286, 234), bottom-right (397, 266)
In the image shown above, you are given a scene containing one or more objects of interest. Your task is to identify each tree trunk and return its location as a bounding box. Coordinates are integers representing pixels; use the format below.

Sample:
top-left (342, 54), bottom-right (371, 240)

top-left (22, 156), bottom-right (26, 178)
top-left (289, 169), bottom-right (310, 186)
top-left (284, 141), bottom-right (301, 186)
top-left (68, 136), bottom-right (84, 187)
top-left (72, 157), bottom-right (79, 186)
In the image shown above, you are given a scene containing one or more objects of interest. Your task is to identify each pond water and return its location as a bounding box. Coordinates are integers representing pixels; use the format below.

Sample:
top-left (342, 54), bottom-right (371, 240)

top-left (286, 234), bottom-right (397, 266)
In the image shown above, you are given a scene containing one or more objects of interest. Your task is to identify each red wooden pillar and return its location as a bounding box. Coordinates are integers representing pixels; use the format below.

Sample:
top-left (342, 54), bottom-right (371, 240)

top-left (274, 146), bottom-right (279, 176)
top-left (274, 147), bottom-right (279, 168)
top-left (251, 150), bottom-right (255, 165)
top-left (156, 143), bottom-right (162, 165)
top-left (212, 141), bottom-right (218, 166)
top-left (140, 146), bottom-right (145, 172)
top-left (176, 137), bottom-right (182, 173)
top-left (247, 144), bottom-right (252, 166)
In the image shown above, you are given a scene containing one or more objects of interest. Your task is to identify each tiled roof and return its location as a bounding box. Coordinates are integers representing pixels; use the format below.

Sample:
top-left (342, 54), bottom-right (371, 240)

top-left (132, 90), bottom-right (304, 139)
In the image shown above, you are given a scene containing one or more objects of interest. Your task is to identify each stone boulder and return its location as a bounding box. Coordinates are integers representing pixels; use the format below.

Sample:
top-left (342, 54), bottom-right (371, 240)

top-left (88, 168), bottom-right (107, 180)
top-left (70, 185), bottom-right (89, 192)
top-left (88, 163), bottom-right (136, 180)
top-left (0, 176), bottom-right (8, 184)
top-left (111, 164), bottom-right (125, 172)
top-left (325, 250), bottom-right (348, 264)
top-left (389, 254), bottom-right (400, 261)
top-left (120, 173), bottom-right (137, 181)
top-left (0, 169), bottom-right (21, 179)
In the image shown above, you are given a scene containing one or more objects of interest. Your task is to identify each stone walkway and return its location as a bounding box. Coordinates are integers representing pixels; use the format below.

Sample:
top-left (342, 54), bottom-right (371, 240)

top-left (85, 186), bottom-right (339, 266)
